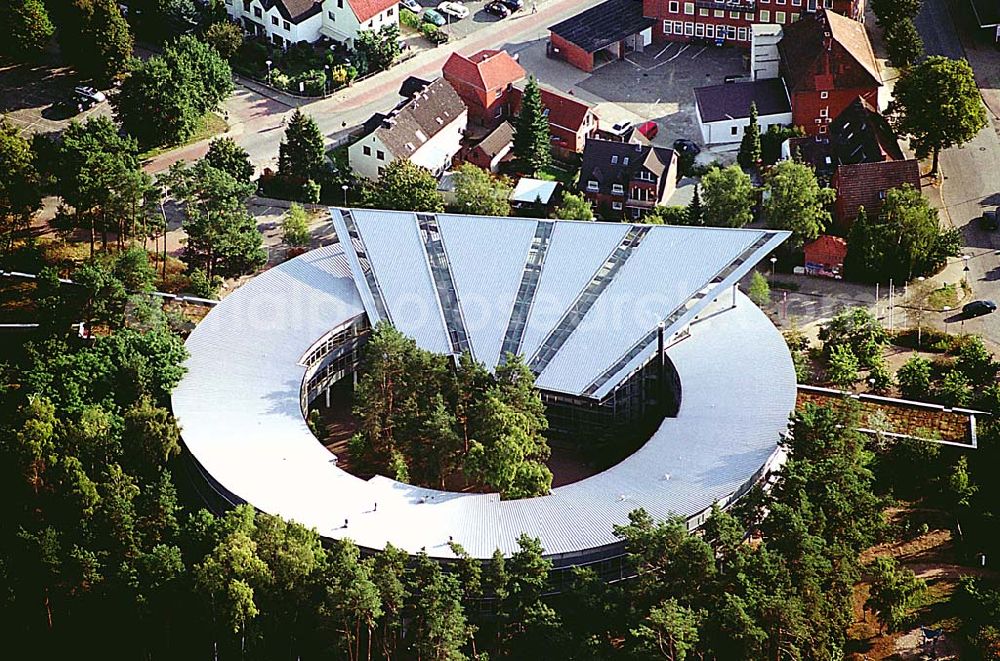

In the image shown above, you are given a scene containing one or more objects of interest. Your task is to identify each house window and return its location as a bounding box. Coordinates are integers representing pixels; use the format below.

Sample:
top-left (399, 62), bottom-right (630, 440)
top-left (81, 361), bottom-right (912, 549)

top-left (792, 0), bottom-right (801, 5)
top-left (663, 20), bottom-right (672, 34)
top-left (363, 146), bottom-right (372, 156)
top-left (623, 156), bottom-right (629, 165)
top-left (283, 20), bottom-right (290, 30)
top-left (271, 15), bottom-right (278, 25)
top-left (699, 8), bottom-right (708, 16)
top-left (612, 184), bottom-right (624, 194)
top-left (695, 23), bottom-right (704, 37)
top-left (587, 180), bottom-right (599, 191)
top-left (791, 12), bottom-right (799, 21)
top-left (684, 2), bottom-right (694, 15)
top-left (727, 25), bottom-right (736, 39)
top-left (674, 21), bottom-right (683, 33)
top-left (820, 107), bottom-right (828, 118)
top-left (714, 10), bottom-right (724, 17)
top-left (731, 125), bottom-right (738, 136)
top-left (388, 7), bottom-right (394, 15)
top-left (684, 22), bottom-right (694, 35)
top-left (738, 26), bottom-right (748, 41)
top-left (775, 10), bottom-right (786, 22)
top-left (820, 90), bottom-right (828, 99)
top-left (377, 150), bottom-right (385, 160)
top-left (819, 125), bottom-right (828, 134)
top-left (759, 9), bottom-right (770, 21)
top-left (877, 190), bottom-right (887, 200)
top-left (328, 10), bottom-right (335, 19)
top-left (706, 24), bottom-right (714, 37)
top-left (729, 10), bottom-right (739, 18)
top-left (272, 34), bottom-right (283, 47)
top-left (243, 0), bottom-right (250, 10)
top-left (668, 0), bottom-right (679, 12)
top-left (776, 0), bottom-right (785, 4)
top-left (254, 7), bottom-right (262, 17)
top-left (611, 155), bottom-right (618, 164)
top-left (337, 0), bottom-right (343, 6)
top-left (612, 201), bottom-right (623, 210)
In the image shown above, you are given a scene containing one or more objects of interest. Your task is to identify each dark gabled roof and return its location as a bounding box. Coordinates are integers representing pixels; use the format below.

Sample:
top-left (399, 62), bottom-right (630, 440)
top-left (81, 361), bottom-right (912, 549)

top-left (260, 0), bottom-right (323, 23)
top-left (829, 97), bottom-right (904, 164)
top-left (779, 9), bottom-right (882, 93)
top-left (549, 0), bottom-right (656, 53)
top-left (835, 159), bottom-right (922, 222)
top-left (970, 0), bottom-right (1000, 28)
top-left (374, 79), bottom-right (467, 158)
top-left (474, 122), bottom-right (514, 159)
top-left (400, 76), bottom-right (433, 99)
top-left (694, 79), bottom-right (791, 123)
top-left (580, 138), bottom-right (675, 196)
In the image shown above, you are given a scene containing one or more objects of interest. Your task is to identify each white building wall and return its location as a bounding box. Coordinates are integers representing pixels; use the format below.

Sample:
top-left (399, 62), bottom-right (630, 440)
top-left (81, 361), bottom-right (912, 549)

top-left (409, 111), bottom-right (468, 177)
top-left (699, 111), bottom-right (793, 145)
top-left (750, 24), bottom-right (783, 81)
top-left (226, 0), bottom-right (323, 44)
top-left (322, 1), bottom-right (399, 46)
top-left (348, 132), bottom-right (394, 180)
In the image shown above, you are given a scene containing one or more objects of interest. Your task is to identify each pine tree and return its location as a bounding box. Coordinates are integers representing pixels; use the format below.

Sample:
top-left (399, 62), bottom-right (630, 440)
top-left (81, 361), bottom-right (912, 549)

top-left (513, 77), bottom-right (551, 175)
top-left (685, 185), bottom-right (703, 226)
top-left (278, 110), bottom-right (326, 183)
top-left (738, 102), bottom-right (762, 170)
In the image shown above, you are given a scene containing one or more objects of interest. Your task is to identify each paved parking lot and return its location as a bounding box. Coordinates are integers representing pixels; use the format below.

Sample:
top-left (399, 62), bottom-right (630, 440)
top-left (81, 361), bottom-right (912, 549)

top-left (409, 0), bottom-right (523, 41)
top-left (0, 59), bottom-right (112, 135)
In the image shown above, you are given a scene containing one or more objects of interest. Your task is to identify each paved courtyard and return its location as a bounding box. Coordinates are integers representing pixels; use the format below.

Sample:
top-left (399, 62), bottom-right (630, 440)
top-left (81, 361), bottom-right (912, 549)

top-left (0, 58), bottom-right (111, 135)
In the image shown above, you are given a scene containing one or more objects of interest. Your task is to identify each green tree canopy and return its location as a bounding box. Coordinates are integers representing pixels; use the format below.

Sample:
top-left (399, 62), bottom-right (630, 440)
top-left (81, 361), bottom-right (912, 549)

top-left (763, 160), bottom-right (835, 248)
top-left (205, 137), bottom-right (254, 185)
top-left (512, 76), bottom-right (552, 175)
top-left (552, 191), bottom-right (594, 220)
top-left (737, 102), bottom-right (762, 170)
top-left (865, 556), bottom-right (925, 632)
top-left (700, 164), bottom-right (754, 228)
top-left (50, 0), bottom-right (133, 83)
top-left (278, 109), bottom-right (328, 185)
top-left (202, 19), bottom-right (243, 60)
top-left (871, 0), bottom-right (921, 26)
top-left (360, 159), bottom-right (444, 212)
top-left (818, 307), bottom-right (888, 369)
top-left (888, 56), bottom-right (987, 174)
top-left (0, 118), bottom-right (43, 253)
top-left (355, 24), bottom-right (401, 73)
top-left (0, 0), bottom-right (54, 60)
top-left (281, 203), bottom-right (311, 248)
top-left (452, 163), bottom-right (512, 216)
top-left (884, 17), bottom-right (924, 69)
top-left (748, 270), bottom-right (770, 308)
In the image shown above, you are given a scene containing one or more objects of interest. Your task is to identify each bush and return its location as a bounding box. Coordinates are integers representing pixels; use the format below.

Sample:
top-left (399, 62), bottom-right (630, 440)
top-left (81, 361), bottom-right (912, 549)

top-left (292, 69), bottom-right (327, 96)
top-left (282, 204), bottom-right (312, 247)
top-left (421, 23), bottom-right (449, 44)
top-left (400, 8), bottom-right (421, 28)
top-left (186, 268), bottom-right (222, 299)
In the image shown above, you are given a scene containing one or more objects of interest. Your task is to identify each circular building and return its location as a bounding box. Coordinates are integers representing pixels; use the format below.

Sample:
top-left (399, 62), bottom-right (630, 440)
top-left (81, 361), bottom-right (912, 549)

top-left (173, 210), bottom-right (796, 581)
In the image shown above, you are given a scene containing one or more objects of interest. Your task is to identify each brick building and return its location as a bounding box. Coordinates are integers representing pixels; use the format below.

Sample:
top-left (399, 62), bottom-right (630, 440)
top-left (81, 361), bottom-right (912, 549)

top-left (579, 138), bottom-right (678, 219)
top-left (510, 85), bottom-right (600, 158)
top-left (642, 0), bottom-right (865, 47)
top-left (442, 49), bottom-right (525, 127)
top-left (778, 9), bottom-right (881, 136)
top-left (548, 0), bottom-right (655, 72)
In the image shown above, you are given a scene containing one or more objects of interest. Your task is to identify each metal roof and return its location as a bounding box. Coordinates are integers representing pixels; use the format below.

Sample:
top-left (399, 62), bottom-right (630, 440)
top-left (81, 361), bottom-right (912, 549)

top-left (173, 213), bottom-right (797, 561)
top-left (333, 210), bottom-right (790, 397)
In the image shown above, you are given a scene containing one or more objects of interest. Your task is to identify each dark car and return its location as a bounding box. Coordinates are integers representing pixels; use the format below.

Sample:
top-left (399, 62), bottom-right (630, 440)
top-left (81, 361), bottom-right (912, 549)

top-left (983, 207), bottom-right (999, 230)
top-left (485, 0), bottom-right (511, 16)
top-left (963, 300), bottom-right (997, 317)
top-left (673, 138), bottom-right (701, 156)
top-left (499, 0), bottom-right (524, 10)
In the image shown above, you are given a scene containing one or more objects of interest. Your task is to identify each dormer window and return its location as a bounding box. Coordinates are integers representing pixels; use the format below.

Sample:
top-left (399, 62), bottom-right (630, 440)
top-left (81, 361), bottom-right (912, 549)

top-left (587, 180), bottom-right (599, 191)
top-left (612, 184), bottom-right (624, 195)
top-left (611, 155), bottom-right (618, 164)
top-left (623, 157), bottom-right (629, 165)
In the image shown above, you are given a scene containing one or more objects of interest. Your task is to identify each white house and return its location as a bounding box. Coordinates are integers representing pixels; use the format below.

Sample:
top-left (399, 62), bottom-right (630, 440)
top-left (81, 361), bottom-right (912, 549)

top-left (693, 79), bottom-right (792, 146)
top-left (224, 0), bottom-right (398, 48)
top-left (349, 78), bottom-right (468, 180)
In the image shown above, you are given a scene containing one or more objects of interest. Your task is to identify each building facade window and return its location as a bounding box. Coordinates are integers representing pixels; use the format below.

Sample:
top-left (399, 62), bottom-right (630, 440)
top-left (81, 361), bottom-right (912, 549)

top-left (254, 7), bottom-right (262, 17)
top-left (363, 145), bottom-right (372, 156)
top-left (668, 0), bottom-right (679, 12)
top-left (612, 184), bottom-right (624, 194)
top-left (738, 26), bottom-right (748, 40)
top-left (695, 23), bottom-right (704, 37)
top-left (706, 24), bottom-right (714, 37)
top-left (729, 10), bottom-right (739, 18)
top-left (727, 25), bottom-right (736, 39)
top-left (820, 90), bottom-right (828, 99)
top-left (731, 125), bottom-right (738, 136)
top-left (714, 9), bottom-right (724, 17)
top-left (819, 107), bottom-right (828, 118)
top-left (684, 2), bottom-right (694, 15)
top-left (685, 22), bottom-right (694, 35)
top-left (377, 150), bottom-right (385, 160)
top-left (612, 201), bottom-right (623, 210)
top-left (587, 180), bottom-right (599, 191)
top-left (775, 10), bottom-right (786, 22)
top-left (663, 20), bottom-right (672, 33)
top-left (674, 20), bottom-right (683, 33)
top-left (283, 20), bottom-right (290, 29)
top-left (700, 8), bottom-right (708, 16)
top-left (759, 9), bottom-right (770, 21)
top-left (272, 15), bottom-right (279, 25)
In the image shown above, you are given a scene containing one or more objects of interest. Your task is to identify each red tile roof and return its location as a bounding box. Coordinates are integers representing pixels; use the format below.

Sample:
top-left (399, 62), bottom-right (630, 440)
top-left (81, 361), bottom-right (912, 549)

top-left (349, 0), bottom-right (398, 23)
top-left (512, 84), bottom-right (593, 132)
top-left (834, 159), bottom-right (922, 222)
top-left (442, 50), bottom-right (526, 93)
top-left (779, 9), bottom-right (882, 93)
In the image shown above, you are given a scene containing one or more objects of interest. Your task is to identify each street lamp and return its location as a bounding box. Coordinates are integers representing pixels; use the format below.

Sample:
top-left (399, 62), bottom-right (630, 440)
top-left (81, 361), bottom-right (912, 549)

top-left (265, 59), bottom-right (273, 85)
top-left (342, 184), bottom-right (349, 207)
top-left (770, 256), bottom-right (777, 280)
top-left (963, 254), bottom-right (971, 286)
top-left (943, 306), bottom-right (951, 335)
top-left (324, 64), bottom-right (331, 97)
top-left (916, 276), bottom-right (926, 348)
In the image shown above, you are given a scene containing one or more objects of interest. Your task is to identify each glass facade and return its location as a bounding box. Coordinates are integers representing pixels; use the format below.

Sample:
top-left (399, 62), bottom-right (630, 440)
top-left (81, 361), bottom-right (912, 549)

top-left (417, 213), bottom-right (473, 357)
top-left (499, 221), bottom-right (554, 364)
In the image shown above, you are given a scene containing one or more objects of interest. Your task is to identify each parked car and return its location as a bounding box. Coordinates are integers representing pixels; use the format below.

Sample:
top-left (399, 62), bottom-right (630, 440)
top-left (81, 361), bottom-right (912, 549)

top-left (400, 0), bottom-right (422, 12)
top-left (437, 1), bottom-right (470, 19)
top-left (963, 300), bottom-right (997, 317)
top-left (672, 138), bottom-right (701, 156)
top-left (498, 0), bottom-right (524, 10)
top-left (606, 120), bottom-right (632, 137)
top-left (982, 207), bottom-right (999, 230)
top-left (637, 120), bottom-right (658, 140)
top-left (484, 0), bottom-right (511, 16)
top-left (73, 86), bottom-right (106, 108)
top-left (423, 7), bottom-right (446, 25)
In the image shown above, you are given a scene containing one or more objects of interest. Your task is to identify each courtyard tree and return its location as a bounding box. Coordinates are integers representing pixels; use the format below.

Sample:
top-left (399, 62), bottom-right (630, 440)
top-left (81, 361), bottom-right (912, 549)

top-left (453, 163), bottom-right (513, 216)
top-left (631, 598), bottom-right (702, 661)
top-left (50, 0), bottom-right (134, 83)
top-left (871, 0), bottom-right (921, 27)
top-left (553, 192), bottom-right (594, 221)
top-left (737, 102), bottom-right (762, 170)
top-left (763, 159), bottom-right (835, 248)
top-left (0, 0), bottom-right (55, 60)
top-left (355, 24), bottom-right (401, 73)
top-left (281, 203), bottom-right (311, 248)
top-left (513, 76), bottom-right (551, 175)
top-left (888, 56), bottom-right (987, 175)
top-left (277, 109), bottom-right (328, 201)
top-left (884, 17), bottom-right (924, 69)
top-left (865, 556), bottom-right (926, 633)
top-left (827, 344), bottom-right (860, 390)
top-left (896, 354), bottom-right (933, 400)
top-left (748, 271), bottom-right (770, 308)
top-left (761, 124), bottom-right (804, 166)
top-left (818, 307), bottom-right (888, 369)
top-left (700, 165), bottom-right (754, 228)
top-left (202, 18), bottom-right (243, 60)
top-left (205, 137), bottom-right (254, 185)
top-left (360, 159), bottom-right (444, 212)
top-left (0, 119), bottom-right (43, 253)
top-left (685, 185), bottom-right (703, 226)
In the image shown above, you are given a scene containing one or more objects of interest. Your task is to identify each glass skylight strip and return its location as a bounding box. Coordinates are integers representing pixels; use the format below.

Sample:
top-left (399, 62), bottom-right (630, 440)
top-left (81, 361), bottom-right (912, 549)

top-left (341, 209), bottom-right (391, 323)
top-left (528, 225), bottom-right (651, 375)
top-left (580, 232), bottom-right (776, 397)
top-left (498, 221), bottom-right (554, 364)
top-left (416, 214), bottom-right (473, 357)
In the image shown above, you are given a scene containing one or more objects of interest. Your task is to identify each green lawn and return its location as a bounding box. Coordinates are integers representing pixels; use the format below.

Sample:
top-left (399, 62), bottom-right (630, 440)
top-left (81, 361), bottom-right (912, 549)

top-left (536, 163), bottom-right (579, 188)
top-left (139, 112), bottom-right (229, 161)
top-left (926, 284), bottom-right (959, 310)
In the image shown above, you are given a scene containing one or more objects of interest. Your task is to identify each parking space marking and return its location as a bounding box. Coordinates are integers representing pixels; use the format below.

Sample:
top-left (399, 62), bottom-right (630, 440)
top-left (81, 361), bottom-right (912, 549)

top-left (666, 45), bottom-right (690, 62)
top-left (691, 46), bottom-right (707, 59)
top-left (653, 43), bottom-right (672, 59)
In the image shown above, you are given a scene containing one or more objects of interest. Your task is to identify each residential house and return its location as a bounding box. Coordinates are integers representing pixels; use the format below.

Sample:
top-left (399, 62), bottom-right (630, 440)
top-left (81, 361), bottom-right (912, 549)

top-left (224, 0), bottom-right (398, 48)
top-left (693, 78), bottom-right (792, 145)
top-left (511, 84), bottom-right (600, 158)
top-left (832, 160), bottom-right (921, 228)
top-left (778, 9), bottom-right (882, 136)
top-left (548, 0), bottom-right (655, 72)
top-left (464, 122), bottom-right (515, 172)
top-left (643, 0), bottom-right (865, 48)
top-left (579, 138), bottom-right (678, 219)
top-left (803, 235), bottom-right (847, 278)
top-left (442, 49), bottom-right (525, 127)
top-left (349, 78), bottom-right (468, 180)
